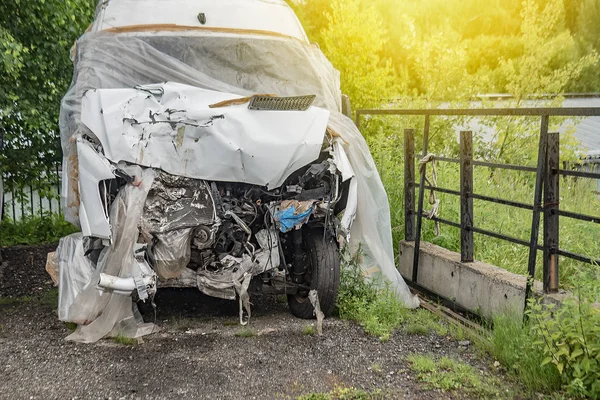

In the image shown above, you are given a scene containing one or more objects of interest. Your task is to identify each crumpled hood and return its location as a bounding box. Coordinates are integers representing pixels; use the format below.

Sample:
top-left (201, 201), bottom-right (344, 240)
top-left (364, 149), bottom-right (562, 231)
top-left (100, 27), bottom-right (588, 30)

top-left (81, 82), bottom-right (330, 189)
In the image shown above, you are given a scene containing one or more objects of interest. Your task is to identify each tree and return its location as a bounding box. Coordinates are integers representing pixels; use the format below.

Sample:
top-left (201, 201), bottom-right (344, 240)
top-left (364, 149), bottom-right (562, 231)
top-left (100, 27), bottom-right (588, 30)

top-left (0, 1), bottom-right (94, 202)
top-left (319, 0), bottom-right (398, 109)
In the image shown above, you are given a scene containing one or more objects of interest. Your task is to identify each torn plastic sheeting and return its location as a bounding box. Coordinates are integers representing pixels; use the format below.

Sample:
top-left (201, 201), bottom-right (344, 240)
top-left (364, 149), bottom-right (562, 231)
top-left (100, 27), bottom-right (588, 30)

top-left (151, 228), bottom-right (193, 280)
top-left (64, 166), bottom-right (157, 342)
top-left (274, 200), bottom-right (314, 233)
top-left (56, 233), bottom-right (95, 322)
top-left (59, 30), bottom-right (419, 338)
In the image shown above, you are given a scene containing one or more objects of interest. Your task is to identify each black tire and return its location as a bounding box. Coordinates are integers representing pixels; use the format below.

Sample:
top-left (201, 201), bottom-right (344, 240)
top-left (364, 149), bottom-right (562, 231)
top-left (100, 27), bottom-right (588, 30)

top-left (287, 228), bottom-right (340, 319)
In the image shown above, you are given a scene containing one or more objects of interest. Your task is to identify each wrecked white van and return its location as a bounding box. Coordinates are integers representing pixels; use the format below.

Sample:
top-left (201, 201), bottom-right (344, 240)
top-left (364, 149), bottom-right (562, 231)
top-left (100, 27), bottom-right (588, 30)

top-left (53, 0), bottom-right (418, 342)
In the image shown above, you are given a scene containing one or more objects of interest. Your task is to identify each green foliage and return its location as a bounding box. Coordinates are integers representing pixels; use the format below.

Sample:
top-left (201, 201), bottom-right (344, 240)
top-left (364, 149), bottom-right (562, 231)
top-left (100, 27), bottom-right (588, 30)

top-left (0, 0), bottom-right (94, 195)
top-left (336, 246), bottom-right (406, 340)
top-left (402, 308), bottom-right (448, 336)
top-left (527, 266), bottom-right (600, 398)
top-left (485, 267), bottom-right (600, 398)
top-left (488, 314), bottom-right (561, 393)
top-left (297, 386), bottom-right (386, 400)
top-left (406, 353), bottom-right (505, 397)
top-left (319, 0), bottom-right (398, 109)
top-left (291, 0), bottom-right (600, 107)
top-left (65, 322), bottom-right (78, 332)
top-left (0, 214), bottom-right (78, 246)
top-left (302, 325), bottom-right (315, 336)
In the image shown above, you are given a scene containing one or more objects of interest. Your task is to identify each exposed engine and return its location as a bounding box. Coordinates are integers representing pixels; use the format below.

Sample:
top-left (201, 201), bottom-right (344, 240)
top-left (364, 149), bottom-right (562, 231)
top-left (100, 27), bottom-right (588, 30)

top-left (134, 148), bottom-right (343, 301)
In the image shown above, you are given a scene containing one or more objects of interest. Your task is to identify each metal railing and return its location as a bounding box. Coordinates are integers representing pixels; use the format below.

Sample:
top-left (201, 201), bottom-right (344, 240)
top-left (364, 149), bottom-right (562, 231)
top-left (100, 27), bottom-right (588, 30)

top-left (1, 164), bottom-right (62, 221)
top-left (356, 107), bottom-right (600, 299)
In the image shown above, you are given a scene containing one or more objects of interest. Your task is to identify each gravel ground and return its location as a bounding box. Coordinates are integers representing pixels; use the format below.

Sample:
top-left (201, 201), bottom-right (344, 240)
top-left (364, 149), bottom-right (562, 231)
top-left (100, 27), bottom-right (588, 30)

top-left (0, 245), bottom-right (516, 400)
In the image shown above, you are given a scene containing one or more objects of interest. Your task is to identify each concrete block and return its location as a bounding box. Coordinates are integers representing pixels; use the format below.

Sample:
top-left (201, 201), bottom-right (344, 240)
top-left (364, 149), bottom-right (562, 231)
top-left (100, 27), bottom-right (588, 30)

top-left (399, 240), bottom-right (567, 319)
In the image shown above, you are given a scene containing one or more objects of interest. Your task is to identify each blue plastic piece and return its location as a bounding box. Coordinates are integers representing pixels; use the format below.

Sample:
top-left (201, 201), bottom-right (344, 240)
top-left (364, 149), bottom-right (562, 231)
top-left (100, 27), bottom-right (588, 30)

top-left (274, 205), bottom-right (313, 233)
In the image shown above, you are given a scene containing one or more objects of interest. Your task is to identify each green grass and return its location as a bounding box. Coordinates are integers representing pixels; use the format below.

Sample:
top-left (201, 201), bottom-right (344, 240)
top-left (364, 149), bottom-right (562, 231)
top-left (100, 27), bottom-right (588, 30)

top-left (402, 308), bottom-right (448, 336)
top-left (336, 247), bottom-right (408, 340)
top-left (65, 322), bottom-right (77, 331)
top-left (0, 296), bottom-right (34, 305)
top-left (0, 289), bottom-right (58, 307)
top-left (406, 353), bottom-right (508, 397)
top-left (276, 295), bottom-right (288, 304)
top-left (370, 363), bottom-right (383, 374)
top-left (337, 249), bottom-right (451, 341)
top-left (235, 328), bottom-right (257, 338)
top-left (297, 386), bottom-right (388, 400)
top-left (113, 334), bottom-right (136, 345)
top-left (302, 325), bottom-right (315, 336)
top-left (485, 314), bottom-right (561, 393)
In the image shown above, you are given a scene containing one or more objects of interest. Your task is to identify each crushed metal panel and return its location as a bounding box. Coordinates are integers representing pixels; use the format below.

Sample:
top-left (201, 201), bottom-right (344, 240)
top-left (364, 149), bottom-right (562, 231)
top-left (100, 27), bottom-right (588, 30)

top-left (80, 83), bottom-right (330, 190)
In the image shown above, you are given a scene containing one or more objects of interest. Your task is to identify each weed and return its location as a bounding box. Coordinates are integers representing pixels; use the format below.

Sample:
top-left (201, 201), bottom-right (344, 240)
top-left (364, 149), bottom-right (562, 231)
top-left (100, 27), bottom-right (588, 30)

top-left (336, 246), bottom-right (407, 339)
top-left (64, 322), bottom-right (77, 331)
top-left (526, 265), bottom-right (600, 398)
top-left (406, 353), bottom-right (504, 397)
top-left (297, 385), bottom-right (387, 400)
top-left (404, 324), bottom-right (429, 335)
top-left (370, 363), bottom-right (383, 374)
top-left (235, 328), bottom-right (257, 338)
top-left (484, 265), bottom-right (600, 398)
top-left (378, 334), bottom-right (390, 343)
top-left (276, 295), bottom-right (288, 304)
top-left (402, 308), bottom-right (448, 336)
top-left (113, 334), bottom-right (136, 345)
top-left (302, 325), bottom-right (315, 336)
top-left (487, 313), bottom-right (561, 393)
top-left (222, 320), bottom-right (239, 327)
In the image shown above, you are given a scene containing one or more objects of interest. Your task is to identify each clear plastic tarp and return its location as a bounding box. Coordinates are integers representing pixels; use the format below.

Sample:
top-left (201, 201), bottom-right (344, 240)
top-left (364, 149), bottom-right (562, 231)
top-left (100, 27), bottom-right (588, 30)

top-left (58, 25), bottom-right (418, 341)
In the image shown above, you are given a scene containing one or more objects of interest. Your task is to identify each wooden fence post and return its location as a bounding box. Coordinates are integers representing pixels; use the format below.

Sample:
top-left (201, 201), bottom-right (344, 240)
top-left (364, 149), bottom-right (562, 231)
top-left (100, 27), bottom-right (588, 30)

top-left (460, 131), bottom-right (474, 262)
top-left (544, 131), bottom-right (560, 293)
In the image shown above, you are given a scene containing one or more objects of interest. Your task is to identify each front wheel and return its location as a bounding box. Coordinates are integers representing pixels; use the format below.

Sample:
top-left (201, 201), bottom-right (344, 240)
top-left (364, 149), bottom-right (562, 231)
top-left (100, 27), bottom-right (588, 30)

top-left (288, 228), bottom-right (340, 319)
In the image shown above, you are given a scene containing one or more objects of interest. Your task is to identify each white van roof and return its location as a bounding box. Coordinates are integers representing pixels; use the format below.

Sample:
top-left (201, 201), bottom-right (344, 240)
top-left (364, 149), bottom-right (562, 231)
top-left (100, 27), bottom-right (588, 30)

top-left (91, 0), bottom-right (308, 41)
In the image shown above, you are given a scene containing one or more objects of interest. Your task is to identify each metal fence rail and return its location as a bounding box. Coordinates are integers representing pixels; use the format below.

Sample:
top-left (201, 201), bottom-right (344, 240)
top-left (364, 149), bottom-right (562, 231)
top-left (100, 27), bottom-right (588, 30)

top-left (1, 164), bottom-right (62, 221)
top-left (356, 107), bottom-right (600, 300)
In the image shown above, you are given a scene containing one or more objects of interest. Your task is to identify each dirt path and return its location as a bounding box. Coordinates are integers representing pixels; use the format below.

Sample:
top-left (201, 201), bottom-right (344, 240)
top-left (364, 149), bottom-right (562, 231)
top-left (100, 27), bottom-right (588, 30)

top-left (0, 245), bottom-right (518, 399)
